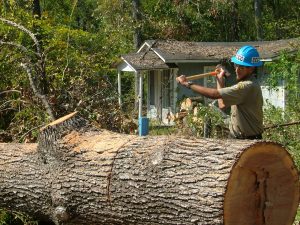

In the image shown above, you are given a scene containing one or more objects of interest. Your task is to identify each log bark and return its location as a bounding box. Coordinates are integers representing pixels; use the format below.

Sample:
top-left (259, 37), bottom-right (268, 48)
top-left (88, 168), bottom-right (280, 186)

top-left (0, 112), bottom-right (299, 225)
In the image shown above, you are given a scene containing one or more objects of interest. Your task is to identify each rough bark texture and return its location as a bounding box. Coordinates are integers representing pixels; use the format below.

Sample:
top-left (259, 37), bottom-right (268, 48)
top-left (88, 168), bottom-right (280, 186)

top-left (0, 112), bottom-right (299, 225)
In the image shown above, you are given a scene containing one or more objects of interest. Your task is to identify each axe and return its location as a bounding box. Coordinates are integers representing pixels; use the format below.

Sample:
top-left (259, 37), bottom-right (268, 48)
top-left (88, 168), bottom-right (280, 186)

top-left (186, 65), bottom-right (231, 81)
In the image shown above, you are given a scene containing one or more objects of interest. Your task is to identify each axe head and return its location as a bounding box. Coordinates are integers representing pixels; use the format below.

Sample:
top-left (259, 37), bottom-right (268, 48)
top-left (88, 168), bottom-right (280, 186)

top-left (216, 64), bottom-right (231, 77)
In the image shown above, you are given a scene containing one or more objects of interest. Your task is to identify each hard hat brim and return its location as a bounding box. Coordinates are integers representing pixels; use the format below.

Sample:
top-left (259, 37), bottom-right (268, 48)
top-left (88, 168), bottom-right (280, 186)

top-left (231, 56), bottom-right (263, 67)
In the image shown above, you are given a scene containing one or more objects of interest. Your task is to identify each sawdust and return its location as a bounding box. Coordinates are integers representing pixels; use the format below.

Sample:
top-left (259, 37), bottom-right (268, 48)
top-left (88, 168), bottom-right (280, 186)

top-left (0, 143), bottom-right (38, 156)
top-left (62, 130), bottom-right (135, 156)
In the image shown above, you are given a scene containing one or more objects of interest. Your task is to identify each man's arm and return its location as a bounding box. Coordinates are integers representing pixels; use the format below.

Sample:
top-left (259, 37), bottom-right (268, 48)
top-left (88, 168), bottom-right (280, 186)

top-left (176, 75), bottom-right (222, 99)
top-left (189, 84), bottom-right (221, 99)
top-left (216, 70), bottom-right (226, 110)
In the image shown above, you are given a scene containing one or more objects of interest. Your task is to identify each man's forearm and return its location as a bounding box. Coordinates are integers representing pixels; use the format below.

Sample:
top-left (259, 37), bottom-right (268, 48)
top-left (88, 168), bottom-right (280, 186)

top-left (216, 77), bottom-right (226, 109)
top-left (189, 84), bottom-right (221, 99)
top-left (176, 75), bottom-right (221, 99)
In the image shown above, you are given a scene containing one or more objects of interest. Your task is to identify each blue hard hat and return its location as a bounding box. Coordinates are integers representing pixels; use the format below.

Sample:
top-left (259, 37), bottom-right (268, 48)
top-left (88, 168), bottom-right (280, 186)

top-left (231, 45), bottom-right (263, 67)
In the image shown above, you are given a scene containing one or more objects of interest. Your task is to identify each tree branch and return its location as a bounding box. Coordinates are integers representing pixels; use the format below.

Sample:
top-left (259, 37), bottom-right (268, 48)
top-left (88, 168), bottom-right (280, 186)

top-left (0, 40), bottom-right (38, 57)
top-left (264, 121), bottom-right (300, 130)
top-left (0, 90), bottom-right (21, 96)
top-left (20, 63), bottom-right (55, 120)
top-left (0, 17), bottom-right (42, 56)
top-left (0, 99), bottom-right (27, 110)
top-left (0, 107), bottom-right (18, 113)
top-left (0, 17), bottom-right (54, 120)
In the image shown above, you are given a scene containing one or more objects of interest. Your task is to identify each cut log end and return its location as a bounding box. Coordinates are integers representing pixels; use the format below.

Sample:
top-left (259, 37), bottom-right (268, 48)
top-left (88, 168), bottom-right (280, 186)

top-left (224, 142), bottom-right (299, 225)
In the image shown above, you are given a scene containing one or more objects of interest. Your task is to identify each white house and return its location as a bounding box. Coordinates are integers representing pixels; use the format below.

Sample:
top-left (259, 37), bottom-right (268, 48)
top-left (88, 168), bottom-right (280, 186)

top-left (116, 38), bottom-right (299, 124)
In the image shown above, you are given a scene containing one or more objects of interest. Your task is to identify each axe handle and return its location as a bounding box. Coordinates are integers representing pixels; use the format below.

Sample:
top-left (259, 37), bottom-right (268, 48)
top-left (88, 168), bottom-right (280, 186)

top-left (186, 71), bottom-right (218, 81)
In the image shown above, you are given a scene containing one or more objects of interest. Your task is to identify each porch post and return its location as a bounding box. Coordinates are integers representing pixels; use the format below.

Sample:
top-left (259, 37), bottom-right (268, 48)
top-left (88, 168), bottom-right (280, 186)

top-left (146, 71), bottom-right (150, 118)
top-left (138, 71), bottom-right (143, 118)
top-left (135, 72), bottom-right (139, 111)
top-left (118, 71), bottom-right (122, 107)
top-left (173, 68), bottom-right (179, 114)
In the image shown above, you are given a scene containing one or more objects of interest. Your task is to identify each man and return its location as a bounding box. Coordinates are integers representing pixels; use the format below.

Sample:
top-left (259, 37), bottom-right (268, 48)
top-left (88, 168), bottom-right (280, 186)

top-left (176, 45), bottom-right (263, 139)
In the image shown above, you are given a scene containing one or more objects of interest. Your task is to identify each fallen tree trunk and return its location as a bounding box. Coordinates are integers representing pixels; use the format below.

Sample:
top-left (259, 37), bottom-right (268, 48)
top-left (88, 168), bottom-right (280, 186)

top-left (0, 112), bottom-right (299, 225)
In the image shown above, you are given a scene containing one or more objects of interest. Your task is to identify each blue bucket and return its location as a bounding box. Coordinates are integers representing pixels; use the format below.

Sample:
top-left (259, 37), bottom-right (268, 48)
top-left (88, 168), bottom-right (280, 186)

top-left (138, 117), bottom-right (149, 136)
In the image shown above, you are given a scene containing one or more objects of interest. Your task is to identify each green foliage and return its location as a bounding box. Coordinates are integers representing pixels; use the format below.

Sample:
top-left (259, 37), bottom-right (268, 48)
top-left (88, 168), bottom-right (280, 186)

top-left (263, 49), bottom-right (300, 169)
top-left (176, 102), bottom-right (228, 138)
top-left (0, 209), bottom-right (37, 225)
top-left (295, 208), bottom-right (300, 224)
top-left (149, 123), bottom-right (176, 136)
top-left (265, 49), bottom-right (300, 107)
top-left (263, 104), bottom-right (300, 169)
top-left (0, 0), bottom-right (137, 141)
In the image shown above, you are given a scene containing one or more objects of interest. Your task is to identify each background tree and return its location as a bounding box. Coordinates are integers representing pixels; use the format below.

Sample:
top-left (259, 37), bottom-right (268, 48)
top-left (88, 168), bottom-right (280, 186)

top-left (263, 48), bottom-right (300, 166)
top-left (132, 0), bottom-right (143, 49)
top-left (254, 0), bottom-right (263, 40)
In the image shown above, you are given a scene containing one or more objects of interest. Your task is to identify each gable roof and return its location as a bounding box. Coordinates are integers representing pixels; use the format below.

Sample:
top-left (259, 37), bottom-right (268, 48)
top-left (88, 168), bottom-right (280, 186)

top-left (119, 38), bottom-right (299, 71)
top-left (120, 50), bottom-right (178, 71)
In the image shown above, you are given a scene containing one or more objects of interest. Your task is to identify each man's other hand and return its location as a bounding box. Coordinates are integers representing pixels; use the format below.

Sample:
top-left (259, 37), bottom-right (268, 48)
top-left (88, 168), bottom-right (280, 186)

top-left (176, 75), bottom-right (188, 86)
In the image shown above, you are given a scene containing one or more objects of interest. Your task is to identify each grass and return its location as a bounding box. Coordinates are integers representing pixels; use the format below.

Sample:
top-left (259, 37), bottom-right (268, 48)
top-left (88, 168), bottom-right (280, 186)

top-left (149, 125), bottom-right (176, 135)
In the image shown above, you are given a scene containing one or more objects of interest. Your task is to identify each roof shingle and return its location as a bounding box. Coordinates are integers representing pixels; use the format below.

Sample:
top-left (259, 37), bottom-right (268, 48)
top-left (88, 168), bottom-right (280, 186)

top-left (120, 38), bottom-right (299, 70)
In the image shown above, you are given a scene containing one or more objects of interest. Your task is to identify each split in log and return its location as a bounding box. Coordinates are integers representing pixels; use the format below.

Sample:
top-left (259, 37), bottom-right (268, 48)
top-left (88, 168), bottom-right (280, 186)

top-left (0, 112), bottom-right (299, 225)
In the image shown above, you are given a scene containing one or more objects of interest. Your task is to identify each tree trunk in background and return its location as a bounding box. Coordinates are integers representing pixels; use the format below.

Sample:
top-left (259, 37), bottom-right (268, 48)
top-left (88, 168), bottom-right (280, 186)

top-left (230, 0), bottom-right (239, 41)
top-left (254, 0), bottom-right (263, 40)
top-left (132, 0), bottom-right (142, 111)
top-left (32, 0), bottom-right (48, 95)
top-left (0, 112), bottom-right (299, 225)
top-left (33, 0), bottom-right (41, 19)
top-left (269, 0), bottom-right (281, 39)
top-left (132, 0), bottom-right (142, 50)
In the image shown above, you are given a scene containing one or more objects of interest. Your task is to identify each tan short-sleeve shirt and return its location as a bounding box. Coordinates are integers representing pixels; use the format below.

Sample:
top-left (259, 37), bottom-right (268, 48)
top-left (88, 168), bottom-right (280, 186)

top-left (218, 77), bottom-right (263, 138)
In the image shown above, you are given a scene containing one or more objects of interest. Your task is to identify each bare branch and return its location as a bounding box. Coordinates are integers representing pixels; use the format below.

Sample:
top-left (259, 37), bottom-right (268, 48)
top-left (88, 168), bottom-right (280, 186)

top-left (0, 100), bottom-right (16, 110)
top-left (0, 100), bottom-right (28, 110)
top-left (0, 107), bottom-right (18, 113)
top-left (0, 90), bottom-right (21, 95)
top-left (0, 18), bottom-right (52, 119)
top-left (20, 63), bottom-right (55, 120)
top-left (0, 17), bottom-right (42, 56)
top-left (0, 40), bottom-right (45, 89)
top-left (264, 121), bottom-right (300, 130)
top-left (0, 40), bottom-right (38, 57)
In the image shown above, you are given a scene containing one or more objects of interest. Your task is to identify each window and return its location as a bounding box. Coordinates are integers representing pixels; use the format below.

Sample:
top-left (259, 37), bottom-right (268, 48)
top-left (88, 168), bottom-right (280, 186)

top-left (203, 66), bottom-right (217, 88)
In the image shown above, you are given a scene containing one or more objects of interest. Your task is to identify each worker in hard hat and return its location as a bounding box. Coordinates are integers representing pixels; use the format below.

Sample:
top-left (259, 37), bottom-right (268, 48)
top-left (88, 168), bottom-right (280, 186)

top-left (176, 45), bottom-right (263, 139)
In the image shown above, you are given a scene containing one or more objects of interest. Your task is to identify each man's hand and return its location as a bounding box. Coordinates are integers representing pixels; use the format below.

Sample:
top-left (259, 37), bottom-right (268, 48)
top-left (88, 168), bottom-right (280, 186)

top-left (215, 66), bottom-right (226, 109)
top-left (216, 67), bottom-right (226, 80)
top-left (176, 75), bottom-right (188, 87)
top-left (215, 66), bottom-right (226, 89)
top-left (177, 74), bottom-right (222, 99)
